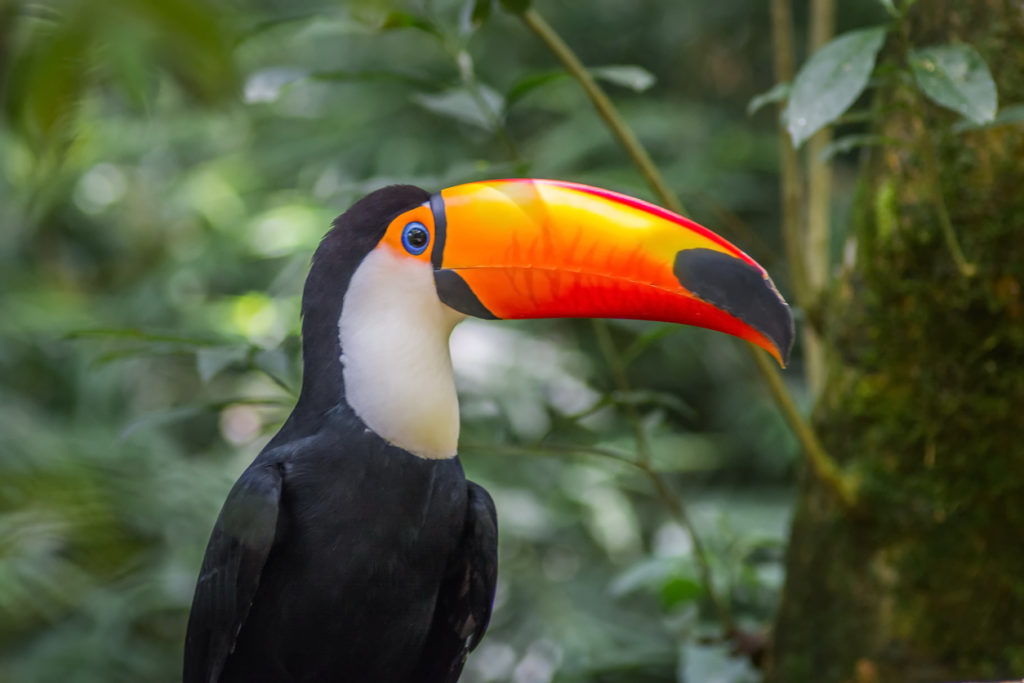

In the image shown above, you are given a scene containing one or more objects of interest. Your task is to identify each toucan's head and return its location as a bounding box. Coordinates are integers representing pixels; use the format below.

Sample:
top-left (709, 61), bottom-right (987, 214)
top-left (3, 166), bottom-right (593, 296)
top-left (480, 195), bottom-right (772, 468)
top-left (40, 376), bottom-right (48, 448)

top-left (300, 179), bottom-right (793, 459)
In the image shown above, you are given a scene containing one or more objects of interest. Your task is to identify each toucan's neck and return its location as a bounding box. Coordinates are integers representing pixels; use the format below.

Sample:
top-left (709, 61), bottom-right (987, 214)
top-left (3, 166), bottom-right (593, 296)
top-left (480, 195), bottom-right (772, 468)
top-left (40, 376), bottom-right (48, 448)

top-left (292, 237), bottom-right (352, 423)
top-left (337, 247), bottom-right (464, 459)
top-left (292, 245), bottom-right (463, 459)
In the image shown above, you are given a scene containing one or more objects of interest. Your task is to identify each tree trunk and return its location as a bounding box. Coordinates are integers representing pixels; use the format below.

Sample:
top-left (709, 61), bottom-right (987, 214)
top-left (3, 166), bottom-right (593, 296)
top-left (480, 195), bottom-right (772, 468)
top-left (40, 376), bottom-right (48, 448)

top-left (768, 3), bottom-right (1024, 681)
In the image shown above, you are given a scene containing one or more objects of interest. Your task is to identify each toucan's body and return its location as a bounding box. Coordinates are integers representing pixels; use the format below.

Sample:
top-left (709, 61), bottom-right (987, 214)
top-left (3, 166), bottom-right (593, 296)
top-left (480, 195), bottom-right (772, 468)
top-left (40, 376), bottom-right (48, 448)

top-left (184, 180), bottom-right (793, 682)
top-left (186, 409), bottom-right (493, 682)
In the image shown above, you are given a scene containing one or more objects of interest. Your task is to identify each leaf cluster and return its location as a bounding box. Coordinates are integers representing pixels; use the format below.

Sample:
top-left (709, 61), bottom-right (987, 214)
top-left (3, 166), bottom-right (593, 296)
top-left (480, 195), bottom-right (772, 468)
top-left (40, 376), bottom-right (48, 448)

top-left (754, 0), bottom-right (1006, 154)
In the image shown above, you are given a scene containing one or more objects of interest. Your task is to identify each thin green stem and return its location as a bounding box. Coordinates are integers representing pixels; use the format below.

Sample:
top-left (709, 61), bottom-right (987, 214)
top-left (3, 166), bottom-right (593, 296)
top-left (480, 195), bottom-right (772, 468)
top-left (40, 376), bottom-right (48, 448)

top-left (520, 6), bottom-right (856, 511)
top-left (642, 464), bottom-right (736, 636)
top-left (918, 129), bottom-right (976, 278)
top-left (591, 320), bottom-right (652, 466)
top-left (745, 345), bottom-right (858, 509)
top-left (519, 9), bottom-right (684, 214)
top-left (590, 319), bottom-right (734, 631)
top-left (893, 15), bottom-right (974, 278)
top-left (803, 0), bottom-right (836, 394)
top-left (806, 0), bottom-right (836, 295)
top-left (770, 0), bottom-right (811, 310)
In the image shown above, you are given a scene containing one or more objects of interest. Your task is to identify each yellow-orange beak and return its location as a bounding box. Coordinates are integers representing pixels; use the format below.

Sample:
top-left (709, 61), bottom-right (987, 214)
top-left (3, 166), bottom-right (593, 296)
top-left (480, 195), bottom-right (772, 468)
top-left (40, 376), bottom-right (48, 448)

top-left (425, 179), bottom-right (793, 366)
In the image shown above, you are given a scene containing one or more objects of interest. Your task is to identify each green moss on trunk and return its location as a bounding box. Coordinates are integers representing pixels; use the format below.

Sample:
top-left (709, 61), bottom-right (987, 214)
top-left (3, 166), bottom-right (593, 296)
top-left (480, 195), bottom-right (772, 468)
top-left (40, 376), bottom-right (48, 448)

top-left (768, 2), bottom-right (1024, 681)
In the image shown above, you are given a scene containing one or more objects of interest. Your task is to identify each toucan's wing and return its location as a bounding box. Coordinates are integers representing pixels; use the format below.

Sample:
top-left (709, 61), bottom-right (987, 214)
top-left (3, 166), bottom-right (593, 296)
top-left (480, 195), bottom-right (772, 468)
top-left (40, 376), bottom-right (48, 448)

top-left (413, 480), bottom-right (499, 683)
top-left (183, 463), bottom-right (283, 683)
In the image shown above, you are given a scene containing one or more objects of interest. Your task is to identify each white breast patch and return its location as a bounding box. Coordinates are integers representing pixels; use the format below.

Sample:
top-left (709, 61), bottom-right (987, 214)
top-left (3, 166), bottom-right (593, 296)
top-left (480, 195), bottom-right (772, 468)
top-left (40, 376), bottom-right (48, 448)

top-left (338, 246), bottom-right (465, 460)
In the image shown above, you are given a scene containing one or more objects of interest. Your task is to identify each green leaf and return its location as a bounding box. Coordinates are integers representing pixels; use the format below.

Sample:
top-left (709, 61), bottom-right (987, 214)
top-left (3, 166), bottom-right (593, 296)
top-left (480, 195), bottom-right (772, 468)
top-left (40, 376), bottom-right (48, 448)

top-left (610, 556), bottom-right (684, 597)
top-left (660, 576), bottom-right (703, 609)
top-left (105, 31), bottom-right (160, 112)
top-left (506, 70), bottom-right (566, 105)
top-left (909, 44), bottom-right (998, 125)
top-left (817, 133), bottom-right (887, 161)
top-left (646, 434), bottom-right (722, 473)
top-left (469, 0), bottom-right (492, 28)
top-left (591, 65), bottom-right (656, 93)
top-left (877, 0), bottom-right (898, 17)
top-left (609, 390), bottom-right (696, 421)
top-left (196, 346), bottom-right (248, 383)
top-left (90, 347), bottom-right (176, 367)
top-left (681, 644), bottom-right (756, 683)
top-left (238, 13), bottom-right (325, 45)
top-left (66, 328), bottom-right (221, 345)
top-left (378, 11), bottom-right (440, 38)
top-left (120, 397), bottom-right (290, 439)
top-left (250, 348), bottom-right (298, 395)
top-left (120, 405), bottom-right (206, 439)
top-left (243, 67), bottom-right (308, 104)
top-left (747, 82), bottom-right (790, 116)
top-left (142, 0), bottom-right (240, 103)
top-left (2, 17), bottom-right (92, 148)
top-left (785, 26), bottom-right (887, 147)
top-left (952, 103), bottom-right (1024, 133)
top-left (620, 324), bottom-right (680, 368)
top-left (309, 69), bottom-right (436, 90)
top-left (498, 0), bottom-right (531, 14)
top-left (412, 86), bottom-right (505, 132)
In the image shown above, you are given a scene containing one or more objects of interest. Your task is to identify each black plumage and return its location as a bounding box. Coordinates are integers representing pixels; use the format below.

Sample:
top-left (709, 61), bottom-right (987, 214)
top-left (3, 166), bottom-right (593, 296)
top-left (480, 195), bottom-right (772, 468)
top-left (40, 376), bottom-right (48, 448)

top-left (184, 186), bottom-right (498, 683)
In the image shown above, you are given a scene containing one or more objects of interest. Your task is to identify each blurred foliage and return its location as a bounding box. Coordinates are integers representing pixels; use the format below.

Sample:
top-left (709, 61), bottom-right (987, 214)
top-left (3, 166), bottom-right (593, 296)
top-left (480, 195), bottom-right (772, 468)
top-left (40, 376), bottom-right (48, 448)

top-left (0, 0), bottom-right (880, 680)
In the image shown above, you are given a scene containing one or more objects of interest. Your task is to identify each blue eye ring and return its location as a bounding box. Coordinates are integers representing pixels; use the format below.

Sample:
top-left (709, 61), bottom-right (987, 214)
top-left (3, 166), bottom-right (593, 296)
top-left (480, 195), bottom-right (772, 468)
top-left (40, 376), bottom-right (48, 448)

top-left (401, 221), bottom-right (430, 255)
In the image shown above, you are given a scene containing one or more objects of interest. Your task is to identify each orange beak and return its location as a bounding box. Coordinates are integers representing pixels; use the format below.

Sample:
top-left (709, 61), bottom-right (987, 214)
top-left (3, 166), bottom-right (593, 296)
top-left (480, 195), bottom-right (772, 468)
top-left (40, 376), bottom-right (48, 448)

top-left (428, 179), bottom-right (793, 366)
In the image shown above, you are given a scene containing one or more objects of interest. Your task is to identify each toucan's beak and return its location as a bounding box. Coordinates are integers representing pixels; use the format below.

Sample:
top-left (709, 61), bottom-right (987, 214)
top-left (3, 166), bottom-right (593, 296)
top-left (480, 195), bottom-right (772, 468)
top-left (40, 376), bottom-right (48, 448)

top-left (428, 179), bottom-right (794, 366)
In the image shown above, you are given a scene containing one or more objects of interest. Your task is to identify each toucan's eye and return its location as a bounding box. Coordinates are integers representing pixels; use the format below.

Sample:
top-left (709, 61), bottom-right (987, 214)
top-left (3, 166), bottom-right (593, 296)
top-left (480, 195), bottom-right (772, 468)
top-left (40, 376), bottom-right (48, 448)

top-left (401, 222), bottom-right (430, 255)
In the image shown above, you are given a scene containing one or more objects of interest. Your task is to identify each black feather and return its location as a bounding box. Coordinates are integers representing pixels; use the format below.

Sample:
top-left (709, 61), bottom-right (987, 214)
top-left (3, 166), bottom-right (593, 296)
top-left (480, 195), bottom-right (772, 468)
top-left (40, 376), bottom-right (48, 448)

top-left (411, 482), bottom-right (499, 683)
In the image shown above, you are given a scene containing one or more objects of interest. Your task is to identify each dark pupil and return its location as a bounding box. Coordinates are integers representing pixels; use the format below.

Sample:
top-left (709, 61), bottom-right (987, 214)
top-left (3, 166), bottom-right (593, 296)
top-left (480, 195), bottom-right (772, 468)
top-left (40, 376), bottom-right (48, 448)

top-left (407, 228), bottom-right (427, 248)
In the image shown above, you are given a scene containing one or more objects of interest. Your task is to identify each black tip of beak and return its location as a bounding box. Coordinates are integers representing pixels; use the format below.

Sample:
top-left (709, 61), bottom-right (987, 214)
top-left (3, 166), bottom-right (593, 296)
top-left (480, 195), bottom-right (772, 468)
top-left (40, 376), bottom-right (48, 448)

top-left (673, 249), bottom-right (795, 365)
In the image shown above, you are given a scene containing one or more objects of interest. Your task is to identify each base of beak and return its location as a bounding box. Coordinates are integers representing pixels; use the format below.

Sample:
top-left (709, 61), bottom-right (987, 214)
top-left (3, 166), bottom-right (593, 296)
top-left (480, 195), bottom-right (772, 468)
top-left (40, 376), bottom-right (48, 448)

top-left (434, 270), bottom-right (498, 320)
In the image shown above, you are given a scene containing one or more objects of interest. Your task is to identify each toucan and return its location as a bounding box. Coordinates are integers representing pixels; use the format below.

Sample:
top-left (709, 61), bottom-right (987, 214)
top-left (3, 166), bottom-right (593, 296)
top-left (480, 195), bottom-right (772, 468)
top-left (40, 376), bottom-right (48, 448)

top-left (183, 179), bottom-right (793, 682)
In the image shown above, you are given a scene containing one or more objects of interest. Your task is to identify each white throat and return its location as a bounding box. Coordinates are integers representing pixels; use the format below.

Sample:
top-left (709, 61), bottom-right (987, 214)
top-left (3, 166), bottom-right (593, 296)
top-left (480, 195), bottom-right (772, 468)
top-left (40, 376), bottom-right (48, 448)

top-left (338, 246), bottom-right (465, 459)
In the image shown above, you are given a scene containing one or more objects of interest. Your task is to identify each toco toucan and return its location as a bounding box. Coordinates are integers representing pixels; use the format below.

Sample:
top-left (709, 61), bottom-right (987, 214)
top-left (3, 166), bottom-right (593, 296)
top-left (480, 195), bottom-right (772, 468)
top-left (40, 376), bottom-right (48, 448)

top-left (183, 179), bottom-right (793, 682)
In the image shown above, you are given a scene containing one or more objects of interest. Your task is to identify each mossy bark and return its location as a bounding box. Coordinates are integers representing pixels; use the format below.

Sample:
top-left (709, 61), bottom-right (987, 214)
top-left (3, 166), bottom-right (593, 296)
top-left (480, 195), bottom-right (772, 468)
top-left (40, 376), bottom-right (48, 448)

top-left (768, 3), bottom-right (1024, 681)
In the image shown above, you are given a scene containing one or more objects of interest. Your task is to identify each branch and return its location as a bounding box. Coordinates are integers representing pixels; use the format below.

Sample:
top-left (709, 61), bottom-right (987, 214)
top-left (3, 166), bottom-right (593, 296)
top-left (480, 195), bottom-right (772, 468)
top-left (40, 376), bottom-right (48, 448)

top-left (590, 320), bottom-right (735, 634)
top-left (591, 320), bottom-right (652, 466)
top-left (744, 344), bottom-right (858, 509)
top-left (802, 0), bottom-right (837, 393)
top-left (891, 11), bottom-right (974, 279)
top-left (917, 126), bottom-right (976, 278)
top-left (520, 6), bottom-right (857, 510)
top-left (641, 462), bottom-right (736, 636)
top-left (806, 0), bottom-right (836, 295)
top-left (519, 9), bottom-right (685, 214)
top-left (769, 0), bottom-right (811, 310)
